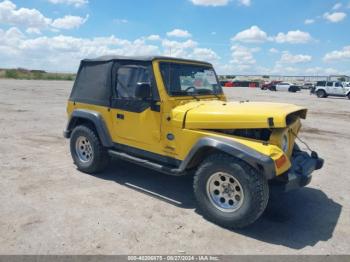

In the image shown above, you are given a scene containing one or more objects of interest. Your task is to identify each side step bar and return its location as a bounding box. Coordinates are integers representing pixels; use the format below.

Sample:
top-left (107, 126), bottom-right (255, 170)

top-left (108, 150), bottom-right (185, 176)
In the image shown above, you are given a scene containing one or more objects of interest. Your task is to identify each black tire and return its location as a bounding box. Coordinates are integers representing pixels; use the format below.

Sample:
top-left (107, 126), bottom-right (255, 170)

top-left (347, 93), bottom-right (350, 100)
top-left (289, 87), bottom-right (297, 93)
top-left (193, 153), bottom-right (269, 228)
top-left (270, 86), bottom-right (276, 91)
top-left (70, 125), bottom-right (110, 174)
top-left (316, 89), bottom-right (326, 98)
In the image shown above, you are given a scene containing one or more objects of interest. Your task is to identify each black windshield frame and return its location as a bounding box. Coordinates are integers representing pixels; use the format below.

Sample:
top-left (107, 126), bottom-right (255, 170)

top-left (159, 62), bottom-right (223, 97)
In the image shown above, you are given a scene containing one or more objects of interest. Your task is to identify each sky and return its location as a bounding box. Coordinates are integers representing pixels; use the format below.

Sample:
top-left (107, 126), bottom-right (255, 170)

top-left (0, 0), bottom-right (349, 75)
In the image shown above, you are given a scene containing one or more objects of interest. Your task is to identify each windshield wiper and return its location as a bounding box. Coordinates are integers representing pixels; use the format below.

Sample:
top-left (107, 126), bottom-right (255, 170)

top-left (196, 89), bottom-right (221, 99)
top-left (171, 91), bottom-right (200, 101)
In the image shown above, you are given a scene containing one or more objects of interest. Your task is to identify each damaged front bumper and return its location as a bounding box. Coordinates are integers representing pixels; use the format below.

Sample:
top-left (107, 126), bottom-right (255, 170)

top-left (271, 149), bottom-right (324, 192)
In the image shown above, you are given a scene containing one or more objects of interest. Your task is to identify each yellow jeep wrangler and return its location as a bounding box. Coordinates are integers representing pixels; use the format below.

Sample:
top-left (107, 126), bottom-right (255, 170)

top-left (64, 56), bottom-right (323, 228)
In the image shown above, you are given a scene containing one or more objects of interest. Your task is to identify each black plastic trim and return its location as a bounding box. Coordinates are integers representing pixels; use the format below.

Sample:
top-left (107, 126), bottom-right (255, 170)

top-left (108, 150), bottom-right (184, 176)
top-left (105, 137), bottom-right (276, 178)
top-left (112, 143), bottom-right (181, 167)
top-left (179, 137), bottom-right (276, 179)
top-left (64, 109), bottom-right (113, 147)
top-left (270, 150), bottom-right (324, 192)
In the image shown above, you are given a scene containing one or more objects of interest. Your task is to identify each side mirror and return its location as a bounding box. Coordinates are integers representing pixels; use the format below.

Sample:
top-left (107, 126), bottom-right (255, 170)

top-left (135, 82), bottom-right (151, 100)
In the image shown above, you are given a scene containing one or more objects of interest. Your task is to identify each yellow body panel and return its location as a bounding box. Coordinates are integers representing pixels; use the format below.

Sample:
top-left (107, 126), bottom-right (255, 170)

top-left (67, 59), bottom-right (306, 177)
top-left (174, 100), bottom-right (306, 129)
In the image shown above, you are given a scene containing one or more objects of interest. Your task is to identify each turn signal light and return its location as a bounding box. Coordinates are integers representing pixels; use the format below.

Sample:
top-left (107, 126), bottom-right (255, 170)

top-left (275, 155), bottom-right (287, 168)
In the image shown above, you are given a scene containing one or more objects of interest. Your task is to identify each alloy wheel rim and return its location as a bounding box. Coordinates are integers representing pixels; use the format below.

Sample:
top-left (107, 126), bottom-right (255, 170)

top-left (75, 136), bottom-right (93, 163)
top-left (206, 172), bottom-right (244, 213)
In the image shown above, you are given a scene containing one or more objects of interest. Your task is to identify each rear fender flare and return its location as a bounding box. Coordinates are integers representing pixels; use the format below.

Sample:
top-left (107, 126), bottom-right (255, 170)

top-left (64, 109), bottom-right (113, 147)
top-left (179, 137), bottom-right (276, 179)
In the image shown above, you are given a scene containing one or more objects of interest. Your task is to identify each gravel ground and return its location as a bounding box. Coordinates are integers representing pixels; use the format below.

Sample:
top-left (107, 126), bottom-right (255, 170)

top-left (0, 79), bottom-right (349, 254)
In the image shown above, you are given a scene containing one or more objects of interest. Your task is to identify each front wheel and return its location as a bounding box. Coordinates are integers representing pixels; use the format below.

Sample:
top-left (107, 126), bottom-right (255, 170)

top-left (316, 90), bottom-right (326, 98)
top-left (347, 93), bottom-right (350, 100)
top-left (193, 154), bottom-right (269, 228)
top-left (70, 125), bottom-right (110, 174)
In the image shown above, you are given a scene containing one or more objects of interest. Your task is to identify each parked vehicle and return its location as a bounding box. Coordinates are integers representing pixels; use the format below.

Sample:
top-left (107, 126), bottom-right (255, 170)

top-left (302, 82), bottom-right (314, 89)
top-left (314, 81), bottom-right (350, 99)
top-left (261, 81), bottom-right (281, 90)
top-left (220, 81), bottom-right (231, 87)
top-left (343, 82), bottom-right (350, 87)
top-left (64, 55), bottom-right (323, 228)
top-left (224, 81), bottom-right (234, 87)
top-left (274, 82), bottom-right (301, 92)
top-left (232, 81), bottom-right (259, 88)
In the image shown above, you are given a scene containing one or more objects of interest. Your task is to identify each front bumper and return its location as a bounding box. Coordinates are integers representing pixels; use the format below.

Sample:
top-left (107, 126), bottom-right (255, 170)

top-left (271, 150), bottom-right (324, 192)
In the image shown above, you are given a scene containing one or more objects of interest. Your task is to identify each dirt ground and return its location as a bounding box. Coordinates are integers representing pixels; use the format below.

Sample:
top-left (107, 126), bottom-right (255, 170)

top-left (0, 79), bottom-right (349, 255)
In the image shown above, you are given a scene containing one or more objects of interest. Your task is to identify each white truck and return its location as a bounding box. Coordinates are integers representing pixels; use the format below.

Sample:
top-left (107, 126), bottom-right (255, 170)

top-left (315, 81), bottom-right (350, 99)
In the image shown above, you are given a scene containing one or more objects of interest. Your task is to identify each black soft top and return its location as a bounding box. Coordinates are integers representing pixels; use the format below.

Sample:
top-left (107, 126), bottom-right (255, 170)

top-left (82, 55), bottom-right (212, 66)
top-left (70, 56), bottom-right (213, 107)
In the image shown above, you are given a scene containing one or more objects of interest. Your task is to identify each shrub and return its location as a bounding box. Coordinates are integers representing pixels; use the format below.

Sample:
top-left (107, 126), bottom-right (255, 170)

top-left (5, 70), bottom-right (18, 79)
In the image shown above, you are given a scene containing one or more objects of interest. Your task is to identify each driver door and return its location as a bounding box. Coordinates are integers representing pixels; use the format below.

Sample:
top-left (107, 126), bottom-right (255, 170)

top-left (110, 62), bottom-right (161, 150)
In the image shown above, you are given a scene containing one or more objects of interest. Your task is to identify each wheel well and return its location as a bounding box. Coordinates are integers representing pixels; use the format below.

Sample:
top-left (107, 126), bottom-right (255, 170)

top-left (68, 117), bottom-right (96, 133)
top-left (185, 146), bottom-right (217, 169)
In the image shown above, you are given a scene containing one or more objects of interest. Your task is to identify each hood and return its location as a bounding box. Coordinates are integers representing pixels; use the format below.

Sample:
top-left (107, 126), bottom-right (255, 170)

top-left (171, 100), bottom-right (307, 129)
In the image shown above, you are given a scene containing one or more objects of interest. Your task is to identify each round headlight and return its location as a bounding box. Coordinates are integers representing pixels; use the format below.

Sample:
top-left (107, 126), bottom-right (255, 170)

top-left (281, 133), bottom-right (289, 153)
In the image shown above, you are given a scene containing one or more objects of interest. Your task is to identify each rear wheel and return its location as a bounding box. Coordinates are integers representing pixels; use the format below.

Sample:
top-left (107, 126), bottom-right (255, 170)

top-left (347, 93), bottom-right (350, 100)
top-left (70, 125), bottom-right (110, 174)
top-left (316, 89), bottom-right (326, 98)
top-left (193, 153), bottom-right (269, 228)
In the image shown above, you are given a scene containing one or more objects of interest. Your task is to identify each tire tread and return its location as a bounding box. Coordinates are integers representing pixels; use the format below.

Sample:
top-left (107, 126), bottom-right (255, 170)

top-left (193, 153), bottom-right (269, 228)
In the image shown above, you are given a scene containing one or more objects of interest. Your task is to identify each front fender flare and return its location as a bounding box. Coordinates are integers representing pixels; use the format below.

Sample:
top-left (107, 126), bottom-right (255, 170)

top-left (179, 137), bottom-right (276, 179)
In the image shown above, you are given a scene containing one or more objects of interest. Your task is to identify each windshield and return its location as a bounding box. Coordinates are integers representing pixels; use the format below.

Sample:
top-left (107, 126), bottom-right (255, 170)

top-left (159, 62), bottom-right (223, 97)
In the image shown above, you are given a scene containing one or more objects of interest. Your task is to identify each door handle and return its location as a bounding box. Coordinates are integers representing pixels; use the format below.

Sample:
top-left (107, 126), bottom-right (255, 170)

top-left (117, 113), bottom-right (124, 120)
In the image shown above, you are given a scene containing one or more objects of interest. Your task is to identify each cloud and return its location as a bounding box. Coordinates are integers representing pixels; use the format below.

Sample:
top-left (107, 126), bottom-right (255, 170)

top-left (146, 34), bottom-right (161, 41)
top-left (278, 51), bottom-right (312, 64)
top-left (0, 27), bottom-right (222, 72)
top-left (238, 0), bottom-right (251, 6)
top-left (323, 12), bottom-right (347, 23)
top-left (269, 48), bottom-right (279, 53)
top-left (0, 27), bottom-right (161, 71)
top-left (113, 19), bottom-right (128, 24)
top-left (323, 46), bottom-right (350, 61)
top-left (275, 30), bottom-right (312, 44)
top-left (189, 47), bottom-right (220, 62)
top-left (26, 27), bottom-right (42, 35)
top-left (304, 19), bottom-right (315, 24)
top-left (230, 45), bottom-right (259, 68)
top-left (51, 15), bottom-right (89, 30)
top-left (0, 0), bottom-right (51, 28)
top-left (232, 26), bottom-right (270, 43)
top-left (190, 0), bottom-right (229, 6)
top-left (0, 1), bottom-right (88, 31)
top-left (47, 0), bottom-right (88, 8)
top-left (332, 2), bottom-right (342, 10)
top-left (166, 29), bottom-right (192, 38)
top-left (162, 39), bottom-right (197, 56)
top-left (232, 26), bottom-right (312, 44)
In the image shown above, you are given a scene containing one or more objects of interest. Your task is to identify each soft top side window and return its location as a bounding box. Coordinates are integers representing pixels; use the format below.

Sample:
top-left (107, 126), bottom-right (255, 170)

top-left (116, 65), bottom-right (150, 99)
